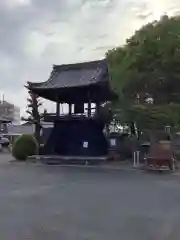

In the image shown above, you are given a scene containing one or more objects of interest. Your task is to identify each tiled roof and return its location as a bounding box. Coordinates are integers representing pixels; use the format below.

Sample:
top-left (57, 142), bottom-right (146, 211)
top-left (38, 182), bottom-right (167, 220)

top-left (28, 59), bottom-right (108, 90)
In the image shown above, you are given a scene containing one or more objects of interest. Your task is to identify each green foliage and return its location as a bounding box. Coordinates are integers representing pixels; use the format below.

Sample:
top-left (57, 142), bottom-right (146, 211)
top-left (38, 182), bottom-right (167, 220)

top-left (106, 15), bottom-right (180, 130)
top-left (129, 104), bottom-right (180, 130)
top-left (22, 82), bottom-right (47, 146)
top-left (23, 84), bottom-right (42, 123)
top-left (12, 134), bottom-right (38, 161)
top-left (114, 103), bottom-right (180, 131)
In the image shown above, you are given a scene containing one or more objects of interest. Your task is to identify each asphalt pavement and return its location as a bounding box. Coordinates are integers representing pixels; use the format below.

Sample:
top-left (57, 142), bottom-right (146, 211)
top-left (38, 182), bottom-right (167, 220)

top-left (0, 153), bottom-right (180, 239)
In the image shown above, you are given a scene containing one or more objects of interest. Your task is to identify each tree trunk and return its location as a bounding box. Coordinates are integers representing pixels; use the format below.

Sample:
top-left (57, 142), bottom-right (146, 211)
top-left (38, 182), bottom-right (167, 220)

top-left (130, 122), bottom-right (136, 136)
top-left (35, 123), bottom-right (41, 150)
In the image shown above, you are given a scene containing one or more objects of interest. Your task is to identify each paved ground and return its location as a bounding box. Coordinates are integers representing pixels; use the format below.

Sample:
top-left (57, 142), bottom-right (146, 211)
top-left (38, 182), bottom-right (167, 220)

top-left (1, 154), bottom-right (180, 239)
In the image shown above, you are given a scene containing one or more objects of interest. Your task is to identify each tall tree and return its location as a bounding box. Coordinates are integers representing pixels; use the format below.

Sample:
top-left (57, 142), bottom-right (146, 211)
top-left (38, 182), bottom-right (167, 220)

top-left (106, 15), bottom-right (180, 131)
top-left (22, 83), bottom-right (44, 146)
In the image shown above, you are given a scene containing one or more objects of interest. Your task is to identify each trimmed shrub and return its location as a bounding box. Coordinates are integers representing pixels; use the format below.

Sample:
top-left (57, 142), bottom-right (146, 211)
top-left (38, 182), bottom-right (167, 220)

top-left (12, 134), bottom-right (38, 161)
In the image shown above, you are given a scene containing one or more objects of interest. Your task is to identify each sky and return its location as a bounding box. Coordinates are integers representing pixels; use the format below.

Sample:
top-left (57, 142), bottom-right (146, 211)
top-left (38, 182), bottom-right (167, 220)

top-left (0, 0), bottom-right (180, 116)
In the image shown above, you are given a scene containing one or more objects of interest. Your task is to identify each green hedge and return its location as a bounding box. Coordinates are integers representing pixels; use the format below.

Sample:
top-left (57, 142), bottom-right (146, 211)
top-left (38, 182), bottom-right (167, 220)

top-left (12, 134), bottom-right (38, 161)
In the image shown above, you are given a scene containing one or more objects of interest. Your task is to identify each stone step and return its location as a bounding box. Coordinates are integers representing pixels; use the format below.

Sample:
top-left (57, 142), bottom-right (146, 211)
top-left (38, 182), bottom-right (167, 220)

top-left (28, 155), bottom-right (107, 165)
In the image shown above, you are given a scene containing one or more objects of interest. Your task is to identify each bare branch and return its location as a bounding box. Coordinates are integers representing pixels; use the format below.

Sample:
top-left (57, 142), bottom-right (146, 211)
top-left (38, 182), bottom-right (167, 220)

top-left (26, 110), bottom-right (32, 115)
top-left (21, 116), bottom-right (33, 122)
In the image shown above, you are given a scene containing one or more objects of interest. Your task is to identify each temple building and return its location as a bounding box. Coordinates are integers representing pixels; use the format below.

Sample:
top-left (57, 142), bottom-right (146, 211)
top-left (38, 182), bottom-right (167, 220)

top-left (27, 59), bottom-right (117, 161)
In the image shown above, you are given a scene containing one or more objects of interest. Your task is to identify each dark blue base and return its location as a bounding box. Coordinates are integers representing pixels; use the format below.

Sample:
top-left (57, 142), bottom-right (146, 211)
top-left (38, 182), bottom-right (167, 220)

top-left (42, 118), bottom-right (108, 157)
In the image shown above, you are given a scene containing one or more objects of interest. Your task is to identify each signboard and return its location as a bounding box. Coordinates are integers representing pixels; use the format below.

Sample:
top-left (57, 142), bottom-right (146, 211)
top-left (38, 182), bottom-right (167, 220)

top-left (110, 138), bottom-right (116, 146)
top-left (83, 141), bottom-right (88, 148)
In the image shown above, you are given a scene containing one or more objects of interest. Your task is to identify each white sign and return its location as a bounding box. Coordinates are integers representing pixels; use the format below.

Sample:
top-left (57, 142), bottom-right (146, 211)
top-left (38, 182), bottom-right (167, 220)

top-left (83, 141), bottom-right (88, 148)
top-left (110, 139), bottom-right (116, 146)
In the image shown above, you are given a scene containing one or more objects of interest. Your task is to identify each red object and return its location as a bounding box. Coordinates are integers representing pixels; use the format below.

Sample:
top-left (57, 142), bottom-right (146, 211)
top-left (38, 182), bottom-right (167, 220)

top-left (146, 143), bottom-right (173, 171)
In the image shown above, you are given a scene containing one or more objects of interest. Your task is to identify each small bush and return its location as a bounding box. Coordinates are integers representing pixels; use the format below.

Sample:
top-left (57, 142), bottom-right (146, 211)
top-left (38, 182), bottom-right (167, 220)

top-left (12, 134), bottom-right (38, 161)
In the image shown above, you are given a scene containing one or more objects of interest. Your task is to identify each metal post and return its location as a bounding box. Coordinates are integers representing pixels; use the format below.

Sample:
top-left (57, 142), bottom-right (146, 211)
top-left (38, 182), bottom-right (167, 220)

top-left (133, 151), bottom-right (136, 167)
top-left (137, 151), bottom-right (140, 166)
top-left (172, 158), bottom-right (175, 171)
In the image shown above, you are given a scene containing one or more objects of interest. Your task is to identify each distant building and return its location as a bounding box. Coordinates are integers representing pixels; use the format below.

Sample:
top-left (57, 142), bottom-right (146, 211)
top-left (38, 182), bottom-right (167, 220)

top-left (0, 118), bottom-right (11, 133)
top-left (7, 123), bottom-right (34, 135)
top-left (0, 100), bottom-right (20, 125)
top-left (12, 106), bottom-right (21, 125)
top-left (7, 122), bottom-right (53, 136)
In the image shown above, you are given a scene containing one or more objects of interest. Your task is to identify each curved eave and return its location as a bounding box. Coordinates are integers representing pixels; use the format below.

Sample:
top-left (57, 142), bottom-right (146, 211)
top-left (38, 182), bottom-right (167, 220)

top-left (26, 59), bottom-right (118, 102)
top-left (28, 84), bottom-right (117, 103)
top-left (26, 81), bottom-right (45, 90)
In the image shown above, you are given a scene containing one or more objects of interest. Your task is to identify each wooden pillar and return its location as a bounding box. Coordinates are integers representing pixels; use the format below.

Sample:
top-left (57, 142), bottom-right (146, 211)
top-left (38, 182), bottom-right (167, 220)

top-left (87, 101), bottom-right (91, 117)
top-left (69, 104), bottom-right (72, 116)
top-left (56, 102), bottom-right (60, 116)
top-left (87, 92), bottom-right (91, 117)
top-left (96, 102), bottom-right (100, 114)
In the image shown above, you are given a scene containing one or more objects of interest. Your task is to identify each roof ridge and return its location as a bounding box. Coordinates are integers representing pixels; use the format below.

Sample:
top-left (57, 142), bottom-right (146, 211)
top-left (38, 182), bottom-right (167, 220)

top-left (53, 59), bottom-right (106, 71)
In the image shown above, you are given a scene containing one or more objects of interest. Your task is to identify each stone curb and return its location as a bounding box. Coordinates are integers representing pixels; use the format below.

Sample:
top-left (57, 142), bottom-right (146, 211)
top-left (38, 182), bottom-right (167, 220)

top-left (11, 159), bottom-right (142, 172)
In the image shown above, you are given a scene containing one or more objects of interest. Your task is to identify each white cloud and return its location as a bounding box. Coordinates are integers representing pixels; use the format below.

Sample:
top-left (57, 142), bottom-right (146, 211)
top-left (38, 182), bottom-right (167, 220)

top-left (3, 0), bottom-right (31, 8)
top-left (0, 0), bottom-right (179, 115)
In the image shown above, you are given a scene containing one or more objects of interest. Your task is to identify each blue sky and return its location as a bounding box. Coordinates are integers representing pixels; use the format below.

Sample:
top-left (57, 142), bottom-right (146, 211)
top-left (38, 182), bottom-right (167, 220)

top-left (0, 0), bottom-right (179, 114)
